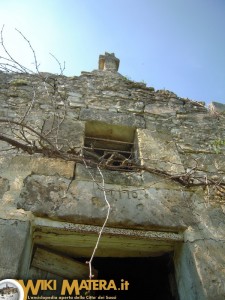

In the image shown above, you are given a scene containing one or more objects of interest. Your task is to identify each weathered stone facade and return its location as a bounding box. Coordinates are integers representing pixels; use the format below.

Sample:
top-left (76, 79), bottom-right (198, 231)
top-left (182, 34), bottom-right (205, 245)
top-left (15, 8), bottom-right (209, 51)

top-left (0, 52), bottom-right (225, 299)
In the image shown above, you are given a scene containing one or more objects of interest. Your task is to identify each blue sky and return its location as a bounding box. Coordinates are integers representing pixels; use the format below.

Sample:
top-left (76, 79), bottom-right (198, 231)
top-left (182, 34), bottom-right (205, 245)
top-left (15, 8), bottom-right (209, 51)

top-left (0, 0), bottom-right (225, 105)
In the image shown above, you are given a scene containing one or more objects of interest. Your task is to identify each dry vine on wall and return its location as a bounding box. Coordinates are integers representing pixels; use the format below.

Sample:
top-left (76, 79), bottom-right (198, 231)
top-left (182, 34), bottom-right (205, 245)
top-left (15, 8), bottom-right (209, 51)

top-left (0, 26), bottom-right (113, 279)
top-left (0, 27), bottom-right (225, 277)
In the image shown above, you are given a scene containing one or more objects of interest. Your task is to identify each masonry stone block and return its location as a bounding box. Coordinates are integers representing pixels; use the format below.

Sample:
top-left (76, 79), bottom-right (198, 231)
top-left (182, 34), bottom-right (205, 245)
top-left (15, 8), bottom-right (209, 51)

top-left (175, 240), bottom-right (225, 300)
top-left (0, 219), bottom-right (31, 279)
top-left (137, 129), bottom-right (185, 174)
top-left (209, 101), bottom-right (225, 114)
top-left (17, 177), bottom-right (195, 230)
top-left (80, 108), bottom-right (146, 128)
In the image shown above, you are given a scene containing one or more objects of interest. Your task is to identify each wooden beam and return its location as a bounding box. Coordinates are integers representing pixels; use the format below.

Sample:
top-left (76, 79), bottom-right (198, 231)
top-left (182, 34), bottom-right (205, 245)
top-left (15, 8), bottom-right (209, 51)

top-left (32, 247), bottom-right (98, 279)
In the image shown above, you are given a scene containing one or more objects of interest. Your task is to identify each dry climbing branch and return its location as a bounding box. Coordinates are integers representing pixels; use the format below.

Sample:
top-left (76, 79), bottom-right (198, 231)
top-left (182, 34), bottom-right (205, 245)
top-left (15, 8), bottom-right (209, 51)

top-left (0, 28), bottom-right (225, 285)
top-left (1, 116), bottom-right (224, 191)
top-left (49, 52), bottom-right (66, 75)
top-left (0, 25), bottom-right (34, 73)
top-left (15, 28), bottom-right (40, 73)
top-left (85, 166), bottom-right (111, 279)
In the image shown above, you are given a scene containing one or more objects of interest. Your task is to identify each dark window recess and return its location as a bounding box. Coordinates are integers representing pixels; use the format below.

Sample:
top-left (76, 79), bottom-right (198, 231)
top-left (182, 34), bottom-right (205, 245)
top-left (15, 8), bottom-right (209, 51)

top-left (83, 122), bottom-right (136, 171)
top-left (84, 136), bottom-right (135, 170)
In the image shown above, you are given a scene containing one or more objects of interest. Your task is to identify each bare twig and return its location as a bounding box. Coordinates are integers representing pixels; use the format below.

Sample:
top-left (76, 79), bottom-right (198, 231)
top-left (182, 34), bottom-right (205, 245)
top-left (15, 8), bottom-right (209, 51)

top-left (49, 52), bottom-right (65, 75)
top-left (0, 25), bottom-right (34, 73)
top-left (204, 175), bottom-right (210, 207)
top-left (0, 119), bottom-right (48, 143)
top-left (19, 88), bottom-right (36, 123)
top-left (15, 28), bottom-right (40, 73)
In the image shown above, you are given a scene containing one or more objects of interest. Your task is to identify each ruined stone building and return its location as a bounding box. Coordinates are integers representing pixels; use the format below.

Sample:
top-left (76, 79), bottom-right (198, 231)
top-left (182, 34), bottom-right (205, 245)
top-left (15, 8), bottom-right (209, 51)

top-left (0, 53), bottom-right (225, 299)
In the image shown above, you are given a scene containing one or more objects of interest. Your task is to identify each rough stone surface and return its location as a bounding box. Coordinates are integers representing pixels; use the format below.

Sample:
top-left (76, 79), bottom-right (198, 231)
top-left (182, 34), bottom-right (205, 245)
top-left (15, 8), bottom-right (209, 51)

top-left (137, 129), bottom-right (185, 174)
top-left (175, 240), bottom-right (225, 300)
top-left (79, 108), bottom-right (146, 128)
top-left (0, 54), bottom-right (225, 299)
top-left (0, 177), bottom-right (9, 198)
top-left (17, 177), bottom-right (195, 229)
top-left (209, 101), bottom-right (225, 114)
top-left (0, 219), bottom-right (31, 279)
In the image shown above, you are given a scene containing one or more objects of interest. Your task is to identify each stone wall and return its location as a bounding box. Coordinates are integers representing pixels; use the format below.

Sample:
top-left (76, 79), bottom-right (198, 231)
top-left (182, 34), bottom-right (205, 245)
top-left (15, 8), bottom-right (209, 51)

top-left (0, 53), bottom-right (225, 299)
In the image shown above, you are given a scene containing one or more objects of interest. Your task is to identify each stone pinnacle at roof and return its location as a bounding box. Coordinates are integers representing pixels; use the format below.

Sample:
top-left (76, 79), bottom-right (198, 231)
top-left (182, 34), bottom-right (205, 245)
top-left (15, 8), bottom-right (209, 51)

top-left (98, 52), bottom-right (120, 71)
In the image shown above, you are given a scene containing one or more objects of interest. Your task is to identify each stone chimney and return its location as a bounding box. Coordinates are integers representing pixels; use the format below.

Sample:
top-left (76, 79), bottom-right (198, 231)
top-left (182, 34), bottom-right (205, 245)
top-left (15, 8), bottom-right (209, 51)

top-left (98, 52), bottom-right (120, 71)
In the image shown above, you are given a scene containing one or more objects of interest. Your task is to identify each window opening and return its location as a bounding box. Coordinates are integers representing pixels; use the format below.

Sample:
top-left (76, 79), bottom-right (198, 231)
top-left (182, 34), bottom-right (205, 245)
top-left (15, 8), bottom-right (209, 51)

top-left (84, 121), bottom-right (137, 171)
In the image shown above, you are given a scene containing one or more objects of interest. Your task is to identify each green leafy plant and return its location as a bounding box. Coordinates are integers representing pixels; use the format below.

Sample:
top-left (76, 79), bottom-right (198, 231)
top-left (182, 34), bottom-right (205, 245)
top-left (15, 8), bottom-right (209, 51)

top-left (212, 139), bottom-right (225, 154)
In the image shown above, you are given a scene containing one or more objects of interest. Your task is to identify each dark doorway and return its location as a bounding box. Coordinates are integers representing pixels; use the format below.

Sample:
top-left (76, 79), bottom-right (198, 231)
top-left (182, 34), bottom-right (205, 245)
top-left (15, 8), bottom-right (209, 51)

top-left (92, 254), bottom-right (177, 300)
